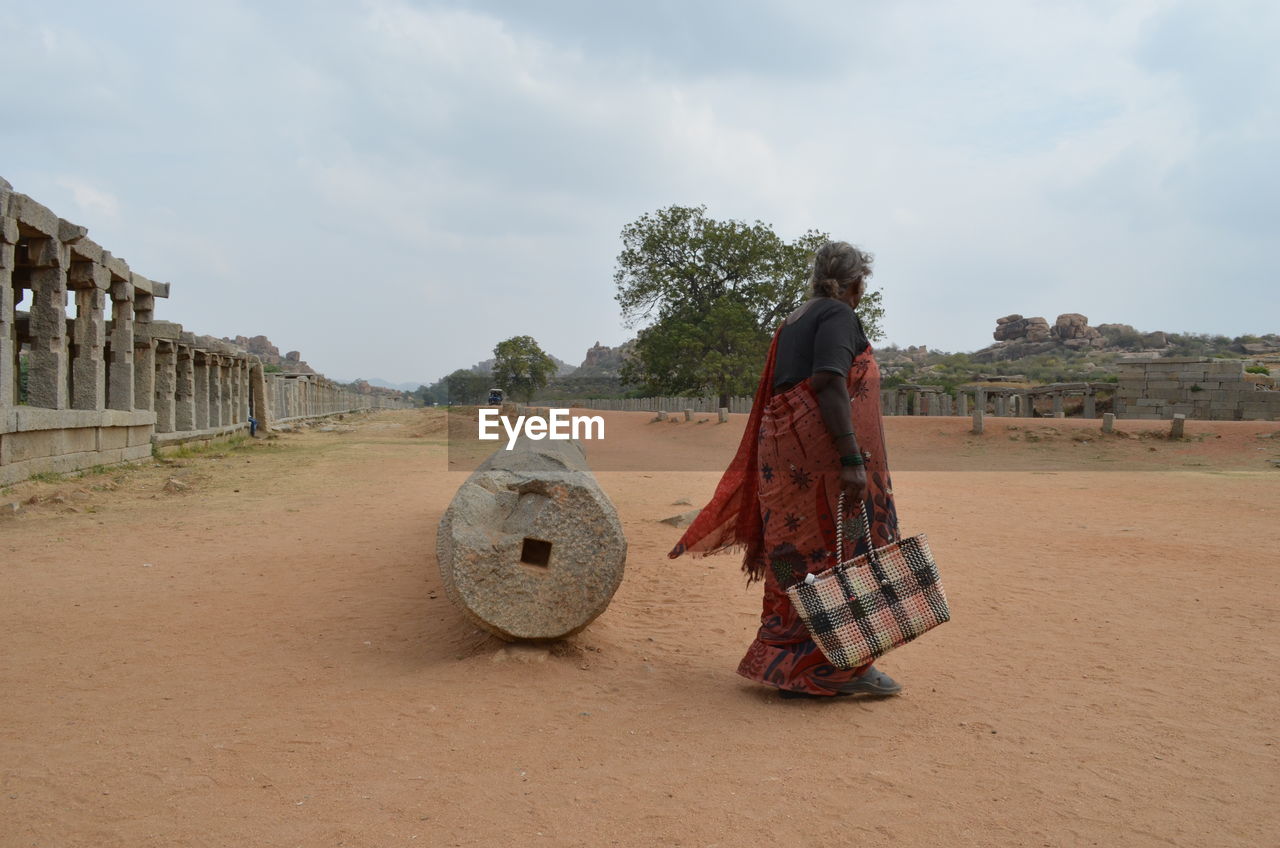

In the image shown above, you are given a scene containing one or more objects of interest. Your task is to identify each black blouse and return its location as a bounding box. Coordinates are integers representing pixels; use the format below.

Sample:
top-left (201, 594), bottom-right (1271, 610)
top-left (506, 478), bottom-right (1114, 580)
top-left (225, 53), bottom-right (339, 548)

top-left (772, 298), bottom-right (870, 390)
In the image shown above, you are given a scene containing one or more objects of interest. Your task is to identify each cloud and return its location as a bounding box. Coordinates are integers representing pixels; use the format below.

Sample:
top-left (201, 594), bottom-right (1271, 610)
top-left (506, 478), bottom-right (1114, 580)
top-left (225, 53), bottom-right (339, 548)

top-left (54, 177), bottom-right (122, 221)
top-left (3, 0), bottom-right (1276, 382)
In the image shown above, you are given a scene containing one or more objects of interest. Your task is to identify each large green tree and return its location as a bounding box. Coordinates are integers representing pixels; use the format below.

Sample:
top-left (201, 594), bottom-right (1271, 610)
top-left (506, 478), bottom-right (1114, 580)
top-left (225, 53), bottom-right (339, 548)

top-left (615, 205), bottom-right (885, 407)
top-left (492, 335), bottom-right (558, 402)
top-left (442, 368), bottom-right (491, 405)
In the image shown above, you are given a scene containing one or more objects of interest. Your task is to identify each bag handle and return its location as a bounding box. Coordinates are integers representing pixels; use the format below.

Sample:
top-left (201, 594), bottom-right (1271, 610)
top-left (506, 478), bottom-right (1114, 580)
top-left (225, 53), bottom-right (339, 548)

top-left (836, 491), bottom-right (882, 571)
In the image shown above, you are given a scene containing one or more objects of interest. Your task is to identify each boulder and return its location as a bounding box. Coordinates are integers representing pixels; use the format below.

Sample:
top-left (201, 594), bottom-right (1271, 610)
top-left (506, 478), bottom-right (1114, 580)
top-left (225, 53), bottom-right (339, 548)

top-left (1025, 318), bottom-right (1051, 341)
top-left (993, 318), bottom-right (1030, 341)
top-left (436, 435), bottom-right (626, 640)
top-left (1051, 313), bottom-right (1092, 340)
top-left (659, 509), bottom-right (701, 528)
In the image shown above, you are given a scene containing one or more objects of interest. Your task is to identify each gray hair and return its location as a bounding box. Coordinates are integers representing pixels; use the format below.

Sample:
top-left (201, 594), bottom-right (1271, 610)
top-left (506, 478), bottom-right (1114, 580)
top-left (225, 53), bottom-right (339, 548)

top-left (810, 241), bottom-right (873, 298)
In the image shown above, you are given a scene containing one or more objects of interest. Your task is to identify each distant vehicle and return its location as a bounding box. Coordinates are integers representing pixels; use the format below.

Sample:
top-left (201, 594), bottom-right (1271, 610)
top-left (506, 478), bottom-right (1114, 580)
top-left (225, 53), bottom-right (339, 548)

top-left (487, 388), bottom-right (504, 405)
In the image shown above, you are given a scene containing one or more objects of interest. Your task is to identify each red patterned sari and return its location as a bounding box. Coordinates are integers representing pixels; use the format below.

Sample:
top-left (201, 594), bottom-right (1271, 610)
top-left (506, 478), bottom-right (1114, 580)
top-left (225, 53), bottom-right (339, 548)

top-left (669, 326), bottom-right (901, 695)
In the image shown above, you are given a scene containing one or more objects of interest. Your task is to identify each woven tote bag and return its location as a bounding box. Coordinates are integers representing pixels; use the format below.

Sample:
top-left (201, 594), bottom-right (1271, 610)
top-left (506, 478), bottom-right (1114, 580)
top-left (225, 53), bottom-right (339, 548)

top-left (775, 493), bottom-right (950, 670)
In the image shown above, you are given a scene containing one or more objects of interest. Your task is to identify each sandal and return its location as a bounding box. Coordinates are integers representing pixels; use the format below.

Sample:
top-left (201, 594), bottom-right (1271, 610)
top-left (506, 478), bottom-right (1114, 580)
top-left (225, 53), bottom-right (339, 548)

top-left (778, 666), bottom-right (903, 699)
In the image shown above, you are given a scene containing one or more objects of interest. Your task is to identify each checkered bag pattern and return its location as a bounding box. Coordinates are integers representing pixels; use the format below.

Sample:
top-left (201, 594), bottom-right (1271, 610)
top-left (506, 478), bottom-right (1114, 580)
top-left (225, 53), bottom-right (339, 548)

top-left (780, 494), bottom-right (950, 670)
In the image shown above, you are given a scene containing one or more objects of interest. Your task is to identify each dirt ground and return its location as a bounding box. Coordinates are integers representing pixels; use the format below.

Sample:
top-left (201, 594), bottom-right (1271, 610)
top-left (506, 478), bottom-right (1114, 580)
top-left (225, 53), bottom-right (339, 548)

top-left (2, 408), bottom-right (1278, 847)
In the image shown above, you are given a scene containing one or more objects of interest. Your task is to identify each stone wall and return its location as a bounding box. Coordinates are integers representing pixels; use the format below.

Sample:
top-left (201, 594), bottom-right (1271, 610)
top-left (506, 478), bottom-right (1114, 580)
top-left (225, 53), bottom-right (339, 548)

top-left (565, 395), bottom-right (756, 414)
top-left (1, 177), bottom-right (408, 485)
top-left (566, 384), bottom-right (1114, 420)
top-left (1113, 357), bottom-right (1280, 421)
top-left (268, 372), bottom-right (404, 422)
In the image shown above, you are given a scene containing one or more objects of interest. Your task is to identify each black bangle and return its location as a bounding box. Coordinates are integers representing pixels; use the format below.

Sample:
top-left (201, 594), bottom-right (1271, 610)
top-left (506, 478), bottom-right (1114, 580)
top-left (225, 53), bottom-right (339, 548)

top-left (840, 454), bottom-right (865, 467)
top-left (832, 431), bottom-right (855, 441)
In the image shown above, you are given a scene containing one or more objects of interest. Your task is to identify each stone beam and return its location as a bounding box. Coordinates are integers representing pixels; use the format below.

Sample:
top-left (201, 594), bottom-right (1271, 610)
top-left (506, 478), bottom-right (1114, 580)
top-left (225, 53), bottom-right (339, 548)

top-left (8, 193), bottom-right (59, 236)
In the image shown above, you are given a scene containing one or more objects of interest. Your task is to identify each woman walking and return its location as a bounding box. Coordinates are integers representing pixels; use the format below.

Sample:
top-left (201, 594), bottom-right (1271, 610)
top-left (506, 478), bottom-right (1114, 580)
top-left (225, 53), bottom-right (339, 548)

top-left (669, 241), bottom-right (903, 699)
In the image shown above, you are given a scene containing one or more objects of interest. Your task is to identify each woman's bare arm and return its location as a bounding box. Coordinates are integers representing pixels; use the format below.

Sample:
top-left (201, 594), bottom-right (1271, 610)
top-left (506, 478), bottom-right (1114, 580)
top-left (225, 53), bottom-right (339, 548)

top-left (811, 371), bottom-right (868, 507)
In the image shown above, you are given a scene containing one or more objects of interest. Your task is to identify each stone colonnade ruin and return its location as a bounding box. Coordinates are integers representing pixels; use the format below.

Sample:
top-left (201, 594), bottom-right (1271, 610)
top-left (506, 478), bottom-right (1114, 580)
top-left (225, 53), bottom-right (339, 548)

top-left (565, 395), bottom-right (756, 414)
top-left (565, 365), bottom-right (1277, 423)
top-left (1, 177), bottom-right (408, 485)
top-left (563, 384), bottom-right (1117, 420)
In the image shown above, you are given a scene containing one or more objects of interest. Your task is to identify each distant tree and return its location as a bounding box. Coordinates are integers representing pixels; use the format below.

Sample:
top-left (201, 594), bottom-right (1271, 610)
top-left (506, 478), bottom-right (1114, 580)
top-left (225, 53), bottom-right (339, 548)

top-left (492, 335), bottom-right (558, 402)
top-left (614, 205), bottom-right (885, 407)
top-left (621, 298), bottom-right (770, 403)
top-left (443, 369), bottom-right (490, 405)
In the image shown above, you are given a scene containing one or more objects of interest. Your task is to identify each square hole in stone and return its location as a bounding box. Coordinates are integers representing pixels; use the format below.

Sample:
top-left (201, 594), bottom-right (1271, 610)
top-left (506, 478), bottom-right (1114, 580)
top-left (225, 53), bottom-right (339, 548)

top-left (520, 537), bottom-right (552, 568)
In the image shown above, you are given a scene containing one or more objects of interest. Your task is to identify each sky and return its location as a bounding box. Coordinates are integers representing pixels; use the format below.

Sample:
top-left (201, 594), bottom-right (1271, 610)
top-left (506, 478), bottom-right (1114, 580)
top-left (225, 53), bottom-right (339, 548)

top-left (3, 0), bottom-right (1276, 386)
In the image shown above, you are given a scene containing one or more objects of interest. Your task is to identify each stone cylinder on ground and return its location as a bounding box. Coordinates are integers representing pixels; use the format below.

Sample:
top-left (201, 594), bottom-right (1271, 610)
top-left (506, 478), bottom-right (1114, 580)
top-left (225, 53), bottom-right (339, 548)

top-left (436, 435), bottom-right (627, 641)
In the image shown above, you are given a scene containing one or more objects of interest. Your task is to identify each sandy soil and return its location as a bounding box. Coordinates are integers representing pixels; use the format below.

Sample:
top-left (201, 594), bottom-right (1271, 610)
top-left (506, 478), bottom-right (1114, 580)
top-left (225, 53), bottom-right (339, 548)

top-left (2, 408), bottom-right (1278, 847)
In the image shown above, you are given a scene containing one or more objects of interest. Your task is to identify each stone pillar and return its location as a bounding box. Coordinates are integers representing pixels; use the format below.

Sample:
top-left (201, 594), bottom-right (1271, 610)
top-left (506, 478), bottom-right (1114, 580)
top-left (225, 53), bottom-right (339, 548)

top-left (208, 355), bottom-right (223, 427)
top-left (1052, 393), bottom-right (1064, 418)
top-left (972, 402), bottom-right (984, 434)
top-left (683, 408), bottom-right (693, 421)
top-left (234, 362), bottom-right (243, 420)
top-left (1083, 392), bottom-right (1096, 419)
top-left (1021, 393), bottom-right (1034, 418)
top-left (895, 391), bottom-right (908, 417)
top-left (230, 360), bottom-right (241, 424)
top-left (220, 360), bottom-right (233, 427)
top-left (70, 285), bottom-right (107, 410)
top-left (718, 407), bottom-right (728, 423)
top-left (106, 280), bottom-right (134, 411)
top-left (193, 352), bottom-right (210, 429)
top-left (174, 345), bottom-right (195, 431)
top-left (241, 361), bottom-right (251, 422)
top-left (1102, 413), bottom-right (1115, 433)
top-left (132, 292), bottom-right (155, 412)
top-left (154, 340), bottom-right (176, 433)
top-left (975, 387), bottom-right (987, 415)
top-left (251, 363), bottom-right (269, 431)
top-left (0, 207), bottom-right (14, 408)
top-left (957, 391), bottom-right (968, 417)
top-left (1170, 413), bottom-right (1185, 439)
top-left (994, 394), bottom-right (1007, 417)
top-left (26, 236), bottom-right (70, 409)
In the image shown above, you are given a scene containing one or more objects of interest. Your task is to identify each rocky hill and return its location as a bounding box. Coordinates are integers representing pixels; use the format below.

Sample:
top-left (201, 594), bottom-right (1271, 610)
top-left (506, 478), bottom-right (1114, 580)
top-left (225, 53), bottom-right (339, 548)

top-left (971, 313), bottom-right (1278, 362)
top-left (570, 340), bottom-right (635, 378)
top-left (199, 334), bottom-right (316, 373)
top-left (875, 313), bottom-right (1279, 391)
